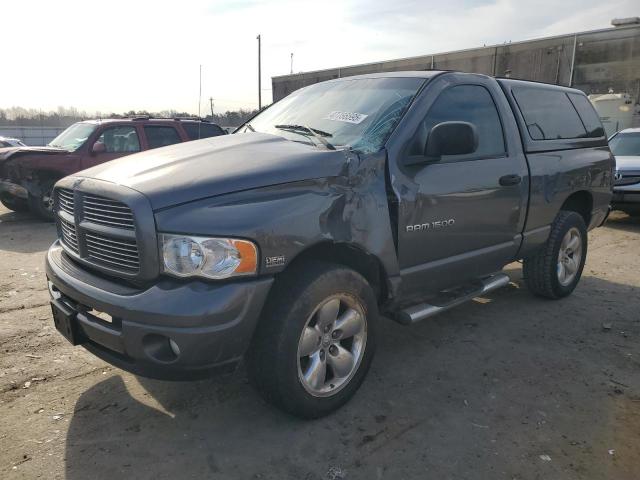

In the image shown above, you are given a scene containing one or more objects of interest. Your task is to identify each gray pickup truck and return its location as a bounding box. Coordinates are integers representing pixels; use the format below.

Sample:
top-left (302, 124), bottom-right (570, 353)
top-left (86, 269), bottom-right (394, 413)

top-left (45, 71), bottom-right (614, 418)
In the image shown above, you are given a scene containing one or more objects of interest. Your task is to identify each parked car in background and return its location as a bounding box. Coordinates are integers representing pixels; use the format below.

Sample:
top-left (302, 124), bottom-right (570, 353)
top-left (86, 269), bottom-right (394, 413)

top-left (0, 117), bottom-right (226, 219)
top-left (0, 136), bottom-right (26, 148)
top-left (45, 71), bottom-right (613, 418)
top-left (609, 128), bottom-right (640, 216)
top-left (588, 92), bottom-right (635, 137)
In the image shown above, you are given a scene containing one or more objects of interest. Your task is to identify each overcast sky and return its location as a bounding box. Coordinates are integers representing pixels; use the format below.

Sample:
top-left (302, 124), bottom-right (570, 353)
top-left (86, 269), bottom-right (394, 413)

top-left (1, 0), bottom-right (637, 114)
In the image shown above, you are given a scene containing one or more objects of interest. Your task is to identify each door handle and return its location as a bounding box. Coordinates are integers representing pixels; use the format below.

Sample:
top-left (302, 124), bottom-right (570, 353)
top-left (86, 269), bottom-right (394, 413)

top-left (499, 174), bottom-right (522, 186)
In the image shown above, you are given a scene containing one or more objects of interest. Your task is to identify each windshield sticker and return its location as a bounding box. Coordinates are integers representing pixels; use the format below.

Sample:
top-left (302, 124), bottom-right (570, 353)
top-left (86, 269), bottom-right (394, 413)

top-left (325, 111), bottom-right (368, 124)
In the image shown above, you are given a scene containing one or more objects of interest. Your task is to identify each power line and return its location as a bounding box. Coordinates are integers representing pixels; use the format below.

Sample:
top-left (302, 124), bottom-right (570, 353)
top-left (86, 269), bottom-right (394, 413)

top-left (214, 98), bottom-right (259, 105)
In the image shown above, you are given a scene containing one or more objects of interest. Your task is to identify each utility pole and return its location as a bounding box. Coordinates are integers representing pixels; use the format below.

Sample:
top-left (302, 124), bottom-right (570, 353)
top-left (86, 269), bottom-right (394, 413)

top-left (209, 97), bottom-right (214, 117)
top-left (198, 64), bottom-right (202, 118)
top-left (569, 34), bottom-right (578, 87)
top-left (257, 34), bottom-right (262, 110)
top-left (290, 52), bottom-right (294, 74)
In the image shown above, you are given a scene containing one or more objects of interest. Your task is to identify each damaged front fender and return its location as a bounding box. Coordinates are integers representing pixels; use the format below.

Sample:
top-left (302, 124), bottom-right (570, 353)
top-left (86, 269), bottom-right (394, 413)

top-left (154, 149), bottom-right (401, 299)
top-left (0, 147), bottom-right (82, 197)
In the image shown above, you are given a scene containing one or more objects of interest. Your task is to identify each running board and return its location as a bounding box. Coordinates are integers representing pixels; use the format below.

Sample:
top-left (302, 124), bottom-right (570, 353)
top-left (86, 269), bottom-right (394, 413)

top-left (394, 273), bottom-right (510, 325)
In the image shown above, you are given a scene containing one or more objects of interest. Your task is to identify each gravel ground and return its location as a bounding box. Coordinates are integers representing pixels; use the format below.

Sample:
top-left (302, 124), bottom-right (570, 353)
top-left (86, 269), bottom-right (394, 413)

top-left (0, 204), bottom-right (638, 480)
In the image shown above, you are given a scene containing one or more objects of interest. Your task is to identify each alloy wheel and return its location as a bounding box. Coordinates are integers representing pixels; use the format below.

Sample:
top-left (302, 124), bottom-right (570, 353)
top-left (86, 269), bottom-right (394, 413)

top-left (297, 294), bottom-right (367, 397)
top-left (557, 227), bottom-right (583, 286)
top-left (42, 187), bottom-right (54, 214)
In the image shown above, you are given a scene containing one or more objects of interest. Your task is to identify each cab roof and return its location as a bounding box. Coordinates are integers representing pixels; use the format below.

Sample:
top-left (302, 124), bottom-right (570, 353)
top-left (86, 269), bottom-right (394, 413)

top-left (322, 70), bottom-right (445, 83)
top-left (311, 70), bottom-right (589, 95)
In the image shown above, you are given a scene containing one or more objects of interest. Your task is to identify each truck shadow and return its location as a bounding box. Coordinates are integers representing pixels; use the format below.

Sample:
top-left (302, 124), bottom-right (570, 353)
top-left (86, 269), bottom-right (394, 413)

top-left (63, 271), bottom-right (640, 480)
top-left (604, 211), bottom-right (640, 233)
top-left (0, 208), bottom-right (35, 224)
top-left (0, 209), bottom-right (57, 253)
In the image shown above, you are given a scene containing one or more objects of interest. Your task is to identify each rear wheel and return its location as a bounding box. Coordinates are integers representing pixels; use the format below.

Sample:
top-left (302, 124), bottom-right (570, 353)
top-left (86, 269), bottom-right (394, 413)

top-left (1, 196), bottom-right (29, 213)
top-left (523, 211), bottom-right (587, 299)
top-left (28, 179), bottom-right (56, 221)
top-left (247, 261), bottom-right (377, 418)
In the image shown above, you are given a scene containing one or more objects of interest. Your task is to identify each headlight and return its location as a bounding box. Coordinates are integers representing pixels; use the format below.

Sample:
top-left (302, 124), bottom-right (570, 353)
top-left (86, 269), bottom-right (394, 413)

top-left (160, 234), bottom-right (258, 279)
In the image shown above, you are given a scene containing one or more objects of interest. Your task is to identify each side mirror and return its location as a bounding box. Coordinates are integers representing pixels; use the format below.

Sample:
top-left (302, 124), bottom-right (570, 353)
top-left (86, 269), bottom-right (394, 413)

top-left (91, 141), bottom-right (106, 155)
top-left (425, 121), bottom-right (478, 159)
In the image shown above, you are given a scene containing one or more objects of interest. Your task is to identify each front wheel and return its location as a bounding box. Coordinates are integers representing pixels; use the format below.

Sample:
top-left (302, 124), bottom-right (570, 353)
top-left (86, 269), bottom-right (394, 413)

top-left (247, 262), bottom-right (378, 418)
top-left (523, 210), bottom-right (588, 299)
top-left (28, 179), bottom-right (57, 221)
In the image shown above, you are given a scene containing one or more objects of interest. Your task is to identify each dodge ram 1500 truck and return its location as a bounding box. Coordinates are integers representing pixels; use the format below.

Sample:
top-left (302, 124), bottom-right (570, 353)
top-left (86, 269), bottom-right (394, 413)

top-left (45, 71), bottom-right (614, 418)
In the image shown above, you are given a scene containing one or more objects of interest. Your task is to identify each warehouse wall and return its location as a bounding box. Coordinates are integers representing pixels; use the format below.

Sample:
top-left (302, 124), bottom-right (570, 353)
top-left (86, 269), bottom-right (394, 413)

top-left (272, 24), bottom-right (640, 102)
top-left (0, 126), bottom-right (66, 146)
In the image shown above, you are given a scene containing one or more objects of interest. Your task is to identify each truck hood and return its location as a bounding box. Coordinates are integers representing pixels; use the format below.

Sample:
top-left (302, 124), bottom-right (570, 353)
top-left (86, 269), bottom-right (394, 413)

top-left (0, 145), bottom-right (67, 162)
top-left (75, 132), bottom-right (351, 210)
top-left (614, 155), bottom-right (640, 171)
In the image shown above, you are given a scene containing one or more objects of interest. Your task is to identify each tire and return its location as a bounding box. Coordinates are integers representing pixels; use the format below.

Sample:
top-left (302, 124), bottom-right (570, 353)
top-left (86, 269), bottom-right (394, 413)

top-left (523, 210), bottom-right (588, 299)
top-left (247, 261), bottom-right (378, 418)
top-left (1, 197), bottom-right (29, 213)
top-left (27, 179), bottom-right (57, 222)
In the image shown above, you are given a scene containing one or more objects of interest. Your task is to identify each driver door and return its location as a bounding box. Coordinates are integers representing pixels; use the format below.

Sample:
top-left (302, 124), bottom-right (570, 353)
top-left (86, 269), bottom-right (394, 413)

top-left (390, 76), bottom-right (529, 303)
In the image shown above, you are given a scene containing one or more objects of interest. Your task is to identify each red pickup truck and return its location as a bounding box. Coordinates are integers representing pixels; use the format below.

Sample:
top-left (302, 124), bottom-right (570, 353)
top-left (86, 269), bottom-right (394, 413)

top-left (0, 117), bottom-right (226, 220)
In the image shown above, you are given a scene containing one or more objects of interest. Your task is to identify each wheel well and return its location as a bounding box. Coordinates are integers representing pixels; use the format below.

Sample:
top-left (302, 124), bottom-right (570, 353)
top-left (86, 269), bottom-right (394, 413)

top-left (560, 191), bottom-right (592, 226)
top-left (25, 170), bottom-right (61, 196)
top-left (282, 242), bottom-right (389, 304)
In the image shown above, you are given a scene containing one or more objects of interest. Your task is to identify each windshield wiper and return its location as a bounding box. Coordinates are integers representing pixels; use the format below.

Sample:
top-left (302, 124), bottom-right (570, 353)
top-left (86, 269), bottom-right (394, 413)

top-left (274, 124), bottom-right (336, 150)
top-left (275, 124), bottom-right (332, 137)
top-left (245, 123), bottom-right (255, 132)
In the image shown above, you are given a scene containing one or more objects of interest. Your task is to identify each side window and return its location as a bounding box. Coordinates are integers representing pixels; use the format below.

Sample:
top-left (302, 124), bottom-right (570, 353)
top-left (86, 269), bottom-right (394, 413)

top-left (95, 126), bottom-right (140, 153)
top-left (413, 85), bottom-right (506, 159)
top-left (567, 93), bottom-right (605, 138)
top-left (144, 126), bottom-right (181, 149)
top-left (512, 87), bottom-right (587, 140)
top-left (206, 124), bottom-right (225, 136)
top-left (183, 123), bottom-right (225, 140)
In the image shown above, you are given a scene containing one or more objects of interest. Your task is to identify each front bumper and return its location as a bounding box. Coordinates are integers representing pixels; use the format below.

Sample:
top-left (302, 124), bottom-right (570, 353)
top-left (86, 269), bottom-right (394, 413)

top-left (45, 242), bottom-right (273, 380)
top-left (0, 179), bottom-right (28, 199)
top-left (612, 188), bottom-right (640, 212)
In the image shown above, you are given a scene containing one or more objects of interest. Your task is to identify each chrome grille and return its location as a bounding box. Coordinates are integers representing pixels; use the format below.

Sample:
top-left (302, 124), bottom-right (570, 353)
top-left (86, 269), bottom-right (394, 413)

top-left (615, 175), bottom-right (640, 187)
top-left (83, 194), bottom-right (135, 230)
top-left (59, 217), bottom-right (79, 253)
top-left (57, 188), bottom-right (75, 216)
top-left (85, 232), bottom-right (140, 273)
top-left (54, 186), bottom-right (141, 276)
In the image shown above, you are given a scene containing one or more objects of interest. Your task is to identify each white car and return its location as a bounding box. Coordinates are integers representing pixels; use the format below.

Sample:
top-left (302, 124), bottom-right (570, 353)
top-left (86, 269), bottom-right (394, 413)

top-left (0, 136), bottom-right (26, 148)
top-left (610, 128), bottom-right (640, 216)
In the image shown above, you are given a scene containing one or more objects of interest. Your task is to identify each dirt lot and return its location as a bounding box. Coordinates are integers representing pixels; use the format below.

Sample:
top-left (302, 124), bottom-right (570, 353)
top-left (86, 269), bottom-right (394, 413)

top-left (0, 204), bottom-right (638, 480)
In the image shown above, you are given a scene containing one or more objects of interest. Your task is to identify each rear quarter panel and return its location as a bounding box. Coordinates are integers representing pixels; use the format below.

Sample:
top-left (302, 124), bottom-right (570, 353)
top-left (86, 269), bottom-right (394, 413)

top-left (525, 147), bottom-right (613, 231)
top-left (496, 79), bottom-right (614, 256)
